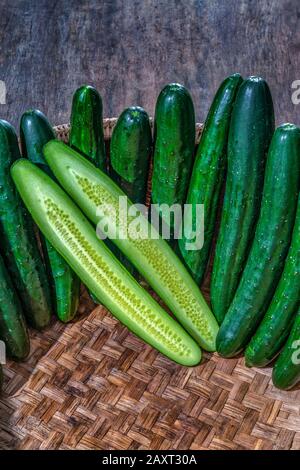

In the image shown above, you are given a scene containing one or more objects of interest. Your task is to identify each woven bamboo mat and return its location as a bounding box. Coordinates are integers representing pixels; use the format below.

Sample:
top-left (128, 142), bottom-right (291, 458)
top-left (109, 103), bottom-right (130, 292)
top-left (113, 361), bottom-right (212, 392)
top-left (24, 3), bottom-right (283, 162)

top-left (0, 121), bottom-right (299, 450)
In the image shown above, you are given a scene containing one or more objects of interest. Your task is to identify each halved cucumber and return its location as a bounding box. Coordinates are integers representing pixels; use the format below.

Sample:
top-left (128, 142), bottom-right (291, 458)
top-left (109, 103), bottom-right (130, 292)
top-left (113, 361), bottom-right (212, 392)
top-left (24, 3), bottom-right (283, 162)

top-left (11, 159), bottom-right (201, 366)
top-left (43, 141), bottom-right (219, 351)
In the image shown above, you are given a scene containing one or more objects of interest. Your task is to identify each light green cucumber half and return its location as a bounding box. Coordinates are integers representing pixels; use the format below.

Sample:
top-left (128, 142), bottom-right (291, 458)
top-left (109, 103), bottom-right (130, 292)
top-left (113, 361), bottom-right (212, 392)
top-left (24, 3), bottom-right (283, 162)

top-left (11, 159), bottom-right (201, 366)
top-left (43, 140), bottom-right (219, 351)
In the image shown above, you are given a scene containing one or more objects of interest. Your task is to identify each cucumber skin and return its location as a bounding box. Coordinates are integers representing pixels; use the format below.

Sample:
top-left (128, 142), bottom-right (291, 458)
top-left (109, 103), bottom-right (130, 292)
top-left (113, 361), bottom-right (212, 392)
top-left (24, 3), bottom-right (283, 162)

top-left (245, 192), bottom-right (300, 367)
top-left (0, 253), bottom-right (30, 360)
top-left (110, 107), bottom-right (152, 276)
top-left (110, 106), bottom-right (152, 205)
top-left (44, 141), bottom-right (219, 351)
top-left (11, 159), bottom-right (201, 367)
top-left (272, 310), bottom-right (300, 390)
top-left (179, 74), bottom-right (243, 284)
top-left (152, 83), bottom-right (195, 242)
top-left (217, 124), bottom-right (300, 358)
top-left (20, 110), bottom-right (80, 323)
top-left (0, 120), bottom-right (52, 329)
top-left (70, 85), bottom-right (106, 171)
top-left (211, 77), bottom-right (275, 324)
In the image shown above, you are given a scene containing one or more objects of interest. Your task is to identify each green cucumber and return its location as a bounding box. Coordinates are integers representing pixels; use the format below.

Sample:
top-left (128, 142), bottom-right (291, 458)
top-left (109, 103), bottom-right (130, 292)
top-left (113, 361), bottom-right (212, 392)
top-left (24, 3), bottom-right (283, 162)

top-left (179, 73), bottom-right (243, 284)
top-left (69, 85), bottom-right (106, 171)
top-left (11, 159), bottom-right (201, 366)
top-left (245, 192), bottom-right (300, 367)
top-left (211, 77), bottom-right (274, 324)
top-left (272, 309), bottom-right (300, 390)
top-left (0, 252), bottom-right (29, 360)
top-left (110, 106), bottom-right (152, 204)
top-left (20, 110), bottom-right (80, 323)
top-left (152, 83), bottom-right (195, 244)
top-left (110, 106), bottom-right (152, 275)
top-left (0, 119), bottom-right (52, 329)
top-left (70, 85), bottom-right (107, 303)
top-left (43, 141), bottom-right (219, 351)
top-left (217, 124), bottom-right (300, 358)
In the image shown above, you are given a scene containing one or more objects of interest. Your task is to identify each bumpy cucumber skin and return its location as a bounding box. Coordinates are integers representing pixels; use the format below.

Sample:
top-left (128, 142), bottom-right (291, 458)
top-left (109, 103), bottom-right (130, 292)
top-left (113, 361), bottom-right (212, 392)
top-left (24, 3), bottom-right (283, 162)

top-left (44, 141), bottom-right (219, 351)
top-left (20, 109), bottom-right (56, 176)
top-left (211, 77), bottom-right (275, 324)
top-left (217, 124), bottom-right (300, 358)
top-left (0, 253), bottom-right (30, 360)
top-left (179, 74), bottom-right (243, 284)
top-left (245, 192), bottom-right (300, 367)
top-left (272, 310), bottom-right (300, 390)
top-left (0, 120), bottom-right (52, 329)
top-left (152, 83), bottom-right (195, 242)
top-left (110, 106), bottom-right (152, 204)
top-left (11, 159), bottom-right (201, 367)
top-left (70, 85), bottom-right (106, 171)
top-left (20, 110), bottom-right (80, 323)
top-left (110, 106), bottom-right (152, 276)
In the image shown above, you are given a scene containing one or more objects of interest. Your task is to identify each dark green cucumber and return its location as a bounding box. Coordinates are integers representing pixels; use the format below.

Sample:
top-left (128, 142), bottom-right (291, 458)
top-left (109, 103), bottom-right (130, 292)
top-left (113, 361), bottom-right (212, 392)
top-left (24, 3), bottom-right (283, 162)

top-left (110, 106), bottom-right (152, 275)
top-left (70, 85), bottom-right (108, 302)
top-left (217, 124), bottom-right (300, 358)
top-left (20, 110), bottom-right (80, 323)
top-left (110, 106), bottom-right (152, 204)
top-left (43, 141), bottom-right (219, 351)
top-left (272, 309), bottom-right (300, 390)
top-left (211, 77), bottom-right (274, 324)
top-left (69, 85), bottom-right (106, 171)
top-left (0, 119), bottom-right (52, 329)
top-left (245, 192), bottom-right (300, 367)
top-left (179, 74), bottom-right (243, 284)
top-left (0, 252), bottom-right (29, 360)
top-left (152, 83), bottom-right (195, 243)
top-left (11, 159), bottom-right (201, 366)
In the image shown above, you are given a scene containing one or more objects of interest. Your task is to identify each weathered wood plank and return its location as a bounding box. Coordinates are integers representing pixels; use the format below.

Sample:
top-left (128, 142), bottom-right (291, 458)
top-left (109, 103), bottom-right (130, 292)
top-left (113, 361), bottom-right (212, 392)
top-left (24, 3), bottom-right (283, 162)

top-left (0, 0), bottom-right (299, 129)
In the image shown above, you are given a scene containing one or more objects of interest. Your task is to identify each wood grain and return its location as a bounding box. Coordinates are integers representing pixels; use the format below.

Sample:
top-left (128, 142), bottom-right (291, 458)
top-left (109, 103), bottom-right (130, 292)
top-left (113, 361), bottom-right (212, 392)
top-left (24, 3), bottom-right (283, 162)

top-left (0, 0), bottom-right (300, 129)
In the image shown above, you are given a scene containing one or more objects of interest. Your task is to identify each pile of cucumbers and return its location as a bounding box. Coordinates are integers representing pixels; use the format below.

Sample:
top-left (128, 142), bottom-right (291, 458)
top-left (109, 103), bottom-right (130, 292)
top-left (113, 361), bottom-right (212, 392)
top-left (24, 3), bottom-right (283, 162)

top-left (0, 75), bottom-right (299, 393)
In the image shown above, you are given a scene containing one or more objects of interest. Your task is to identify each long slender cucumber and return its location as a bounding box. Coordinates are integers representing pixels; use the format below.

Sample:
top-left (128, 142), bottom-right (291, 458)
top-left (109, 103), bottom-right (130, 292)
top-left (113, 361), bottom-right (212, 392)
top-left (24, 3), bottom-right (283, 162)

top-left (110, 106), bottom-right (152, 204)
top-left (152, 83), bottom-right (195, 244)
top-left (245, 192), bottom-right (300, 367)
top-left (211, 77), bottom-right (275, 324)
top-left (272, 309), bottom-right (300, 390)
top-left (217, 124), bottom-right (300, 358)
top-left (20, 110), bottom-right (80, 323)
top-left (0, 119), bottom-right (52, 329)
top-left (69, 85), bottom-right (106, 171)
top-left (110, 106), bottom-right (152, 275)
top-left (179, 73), bottom-right (243, 284)
top-left (11, 159), bottom-right (201, 366)
top-left (0, 252), bottom-right (29, 360)
top-left (43, 141), bottom-right (219, 351)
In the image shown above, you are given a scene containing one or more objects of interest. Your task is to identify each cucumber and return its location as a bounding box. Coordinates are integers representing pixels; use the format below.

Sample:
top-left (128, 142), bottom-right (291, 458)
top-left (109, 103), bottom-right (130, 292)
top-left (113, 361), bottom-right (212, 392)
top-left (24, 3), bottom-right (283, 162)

top-left (272, 309), bottom-right (300, 390)
top-left (152, 83), bottom-right (195, 244)
top-left (110, 106), bottom-right (152, 275)
top-left (20, 110), bottom-right (80, 323)
top-left (217, 124), bottom-right (300, 358)
top-left (43, 141), bottom-right (219, 351)
top-left (110, 106), bottom-right (152, 204)
top-left (11, 159), bottom-right (201, 366)
top-left (179, 74), bottom-right (243, 284)
top-left (69, 85), bottom-right (106, 171)
top-left (245, 192), bottom-right (300, 367)
top-left (211, 77), bottom-right (274, 324)
top-left (0, 252), bottom-right (29, 360)
top-left (0, 119), bottom-right (52, 329)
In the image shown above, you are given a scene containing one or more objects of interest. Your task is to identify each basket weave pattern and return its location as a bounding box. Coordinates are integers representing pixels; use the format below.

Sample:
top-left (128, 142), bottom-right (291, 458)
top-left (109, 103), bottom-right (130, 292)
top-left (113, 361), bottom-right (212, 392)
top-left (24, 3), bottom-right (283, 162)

top-left (0, 120), bottom-right (299, 450)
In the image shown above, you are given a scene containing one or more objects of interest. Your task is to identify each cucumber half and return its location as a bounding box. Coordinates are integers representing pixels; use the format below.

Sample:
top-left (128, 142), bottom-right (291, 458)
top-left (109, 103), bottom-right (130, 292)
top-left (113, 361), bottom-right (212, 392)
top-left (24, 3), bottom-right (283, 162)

top-left (43, 140), bottom-right (219, 351)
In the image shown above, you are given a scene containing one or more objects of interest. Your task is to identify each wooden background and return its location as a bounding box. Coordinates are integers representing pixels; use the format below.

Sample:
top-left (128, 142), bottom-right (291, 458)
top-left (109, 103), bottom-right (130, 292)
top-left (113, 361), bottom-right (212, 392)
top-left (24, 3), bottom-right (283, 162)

top-left (0, 0), bottom-right (300, 129)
